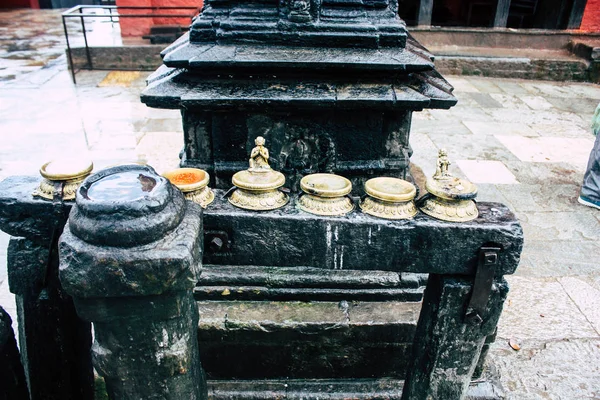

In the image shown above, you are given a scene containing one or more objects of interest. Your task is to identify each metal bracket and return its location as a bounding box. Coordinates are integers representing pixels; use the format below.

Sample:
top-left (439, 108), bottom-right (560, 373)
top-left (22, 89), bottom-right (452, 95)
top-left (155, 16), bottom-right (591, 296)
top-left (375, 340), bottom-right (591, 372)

top-left (205, 231), bottom-right (231, 254)
top-left (465, 246), bottom-right (501, 324)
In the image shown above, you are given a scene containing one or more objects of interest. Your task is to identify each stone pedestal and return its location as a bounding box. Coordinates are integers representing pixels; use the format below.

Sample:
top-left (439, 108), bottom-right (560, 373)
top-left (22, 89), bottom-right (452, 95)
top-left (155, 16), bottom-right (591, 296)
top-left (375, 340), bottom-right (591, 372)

top-left (59, 165), bottom-right (207, 400)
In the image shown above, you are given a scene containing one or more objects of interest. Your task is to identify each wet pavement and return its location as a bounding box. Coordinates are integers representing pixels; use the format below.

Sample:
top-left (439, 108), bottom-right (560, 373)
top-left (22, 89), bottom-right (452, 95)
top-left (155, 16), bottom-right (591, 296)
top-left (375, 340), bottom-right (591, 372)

top-left (0, 8), bottom-right (599, 400)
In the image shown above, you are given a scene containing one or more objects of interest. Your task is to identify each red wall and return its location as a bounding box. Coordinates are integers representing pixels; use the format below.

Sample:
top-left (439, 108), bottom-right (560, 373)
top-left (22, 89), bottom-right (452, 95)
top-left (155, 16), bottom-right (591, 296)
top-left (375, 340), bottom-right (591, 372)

top-left (580, 0), bottom-right (600, 31)
top-left (116, 0), bottom-right (202, 37)
top-left (0, 0), bottom-right (39, 8)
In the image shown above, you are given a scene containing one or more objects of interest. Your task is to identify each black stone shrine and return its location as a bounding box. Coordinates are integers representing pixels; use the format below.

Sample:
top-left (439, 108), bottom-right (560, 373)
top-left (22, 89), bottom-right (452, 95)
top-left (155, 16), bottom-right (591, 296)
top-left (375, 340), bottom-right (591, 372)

top-left (141, 0), bottom-right (457, 193)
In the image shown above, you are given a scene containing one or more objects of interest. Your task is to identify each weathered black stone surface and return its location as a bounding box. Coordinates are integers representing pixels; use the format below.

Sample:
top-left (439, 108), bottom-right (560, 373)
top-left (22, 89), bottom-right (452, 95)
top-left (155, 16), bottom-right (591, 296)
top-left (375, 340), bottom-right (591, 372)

top-left (203, 191), bottom-right (523, 276)
top-left (205, 378), bottom-right (502, 399)
top-left (0, 175), bottom-right (72, 241)
top-left (0, 175), bottom-right (93, 400)
top-left (59, 165), bottom-right (207, 400)
top-left (61, 204), bottom-right (203, 298)
top-left (0, 307), bottom-right (28, 400)
top-left (9, 239), bottom-right (94, 400)
top-left (69, 164), bottom-right (186, 248)
top-left (196, 300), bottom-right (419, 379)
top-left (195, 266), bottom-right (427, 301)
top-left (188, 0), bottom-right (408, 48)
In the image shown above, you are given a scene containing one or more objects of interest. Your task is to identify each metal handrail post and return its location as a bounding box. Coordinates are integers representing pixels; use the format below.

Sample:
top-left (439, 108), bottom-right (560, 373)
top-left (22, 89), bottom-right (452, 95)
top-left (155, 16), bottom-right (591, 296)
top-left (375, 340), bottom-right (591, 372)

top-left (62, 14), bottom-right (77, 84)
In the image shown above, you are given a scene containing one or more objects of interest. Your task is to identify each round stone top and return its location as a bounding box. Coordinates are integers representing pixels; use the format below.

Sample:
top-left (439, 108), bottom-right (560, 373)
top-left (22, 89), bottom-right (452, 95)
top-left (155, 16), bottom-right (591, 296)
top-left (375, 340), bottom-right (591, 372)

top-left (40, 158), bottom-right (93, 181)
top-left (232, 169), bottom-right (285, 192)
top-left (70, 164), bottom-right (185, 247)
top-left (163, 168), bottom-right (210, 193)
top-left (364, 177), bottom-right (416, 203)
top-left (425, 176), bottom-right (477, 201)
top-left (300, 173), bottom-right (352, 198)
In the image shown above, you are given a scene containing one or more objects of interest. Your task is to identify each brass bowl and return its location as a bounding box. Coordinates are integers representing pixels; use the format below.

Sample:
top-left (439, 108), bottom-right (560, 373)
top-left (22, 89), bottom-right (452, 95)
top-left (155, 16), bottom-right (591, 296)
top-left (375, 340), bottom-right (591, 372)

top-left (297, 173), bottom-right (354, 216)
top-left (229, 169), bottom-right (288, 211)
top-left (360, 177), bottom-right (417, 220)
top-left (229, 188), bottom-right (289, 211)
top-left (419, 196), bottom-right (478, 222)
top-left (420, 176), bottom-right (478, 222)
top-left (163, 168), bottom-right (214, 209)
top-left (33, 159), bottom-right (94, 201)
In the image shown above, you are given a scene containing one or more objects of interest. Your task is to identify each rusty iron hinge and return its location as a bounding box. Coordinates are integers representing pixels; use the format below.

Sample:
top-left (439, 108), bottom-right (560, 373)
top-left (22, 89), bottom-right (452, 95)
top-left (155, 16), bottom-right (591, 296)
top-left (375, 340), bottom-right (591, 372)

top-left (465, 246), bottom-right (501, 324)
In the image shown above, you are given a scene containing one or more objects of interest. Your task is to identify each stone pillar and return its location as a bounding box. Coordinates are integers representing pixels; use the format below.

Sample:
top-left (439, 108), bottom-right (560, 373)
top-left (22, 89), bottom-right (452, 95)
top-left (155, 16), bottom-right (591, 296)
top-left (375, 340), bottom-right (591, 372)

top-left (0, 306), bottom-right (28, 400)
top-left (0, 175), bottom-right (94, 400)
top-left (59, 164), bottom-right (207, 400)
top-left (401, 275), bottom-right (509, 400)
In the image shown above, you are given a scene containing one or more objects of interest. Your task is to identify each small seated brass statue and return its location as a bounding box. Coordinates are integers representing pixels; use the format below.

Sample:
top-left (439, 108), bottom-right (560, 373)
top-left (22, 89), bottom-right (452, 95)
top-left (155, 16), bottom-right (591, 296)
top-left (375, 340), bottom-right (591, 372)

top-left (249, 136), bottom-right (271, 171)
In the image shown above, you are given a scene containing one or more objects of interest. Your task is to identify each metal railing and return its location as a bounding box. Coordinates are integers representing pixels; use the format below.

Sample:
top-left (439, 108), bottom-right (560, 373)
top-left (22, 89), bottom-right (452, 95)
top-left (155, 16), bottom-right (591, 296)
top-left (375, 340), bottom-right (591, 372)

top-left (62, 5), bottom-right (201, 84)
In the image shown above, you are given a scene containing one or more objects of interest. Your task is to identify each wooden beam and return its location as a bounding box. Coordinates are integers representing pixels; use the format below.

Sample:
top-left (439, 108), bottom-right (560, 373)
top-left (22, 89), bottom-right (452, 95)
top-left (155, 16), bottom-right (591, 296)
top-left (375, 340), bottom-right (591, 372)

top-left (493, 0), bottom-right (510, 28)
top-left (567, 0), bottom-right (587, 29)
top-left (417, 0), bottom-right (433, 26)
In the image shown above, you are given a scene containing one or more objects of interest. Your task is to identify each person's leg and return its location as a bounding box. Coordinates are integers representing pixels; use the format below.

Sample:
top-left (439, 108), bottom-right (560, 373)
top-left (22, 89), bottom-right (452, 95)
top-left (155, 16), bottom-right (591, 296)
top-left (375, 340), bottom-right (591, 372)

top-left (579, 133), bottom-right (600, 209)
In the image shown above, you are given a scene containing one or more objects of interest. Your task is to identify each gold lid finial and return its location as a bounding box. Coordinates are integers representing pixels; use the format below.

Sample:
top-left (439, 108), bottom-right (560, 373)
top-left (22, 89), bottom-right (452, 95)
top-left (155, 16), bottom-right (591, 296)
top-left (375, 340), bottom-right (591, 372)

top-left (433, 148), bottom-right (452, 180)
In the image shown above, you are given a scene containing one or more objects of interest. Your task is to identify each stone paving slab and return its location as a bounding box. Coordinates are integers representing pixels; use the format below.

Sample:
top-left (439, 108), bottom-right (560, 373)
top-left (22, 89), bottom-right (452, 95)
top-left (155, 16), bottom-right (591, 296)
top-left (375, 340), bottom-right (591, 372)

top-left (489, 339), bottom-right (600, 400)
top-left (498, 276), bottom-right (599, 341)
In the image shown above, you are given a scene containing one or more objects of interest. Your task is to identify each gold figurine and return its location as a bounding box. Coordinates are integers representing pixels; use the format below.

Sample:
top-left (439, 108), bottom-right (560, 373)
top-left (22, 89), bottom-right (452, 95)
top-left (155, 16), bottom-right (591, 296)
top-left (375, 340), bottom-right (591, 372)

top-left (229, 136), bottom-right (289, 211)
top-left (249, 136), bottom-right (270, 171)
top-left (419, 149), bottom-right (478, 222)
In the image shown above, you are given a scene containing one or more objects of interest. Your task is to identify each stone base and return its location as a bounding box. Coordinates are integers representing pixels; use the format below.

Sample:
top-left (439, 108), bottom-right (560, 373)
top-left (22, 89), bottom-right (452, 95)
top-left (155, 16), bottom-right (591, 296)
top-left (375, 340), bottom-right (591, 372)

top-left (197, 300), bottom-right (420, 380)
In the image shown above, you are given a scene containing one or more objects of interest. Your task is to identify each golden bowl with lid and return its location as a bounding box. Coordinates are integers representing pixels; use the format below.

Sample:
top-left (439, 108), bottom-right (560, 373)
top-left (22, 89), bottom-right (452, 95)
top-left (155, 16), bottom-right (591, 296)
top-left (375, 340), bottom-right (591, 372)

top-left (163, 168), bottom-right (215, 208)
top-left (228, 136), bottom-right (289, 211)
top-left (360, 177), bottom-right (417, 219)
top-left (419, 149), bottom-right (478, 222)
top-left (33, 158), bottom-right (94, 201)
top-left (297, 173), bottom-right (354, 216)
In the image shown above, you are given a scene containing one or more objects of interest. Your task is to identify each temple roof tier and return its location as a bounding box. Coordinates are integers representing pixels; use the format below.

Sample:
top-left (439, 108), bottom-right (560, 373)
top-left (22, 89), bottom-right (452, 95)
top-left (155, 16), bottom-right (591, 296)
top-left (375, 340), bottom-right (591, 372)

top-left (142, 66), bottom-right (457, 111)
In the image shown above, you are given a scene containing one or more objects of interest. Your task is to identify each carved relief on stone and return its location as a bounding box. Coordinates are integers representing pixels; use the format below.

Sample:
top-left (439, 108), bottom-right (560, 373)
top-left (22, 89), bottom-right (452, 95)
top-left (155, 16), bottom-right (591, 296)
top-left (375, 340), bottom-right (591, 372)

top-left (287, 0), bottom-right (312, 22)
top-left (278, 124), bottom-right (337, 193)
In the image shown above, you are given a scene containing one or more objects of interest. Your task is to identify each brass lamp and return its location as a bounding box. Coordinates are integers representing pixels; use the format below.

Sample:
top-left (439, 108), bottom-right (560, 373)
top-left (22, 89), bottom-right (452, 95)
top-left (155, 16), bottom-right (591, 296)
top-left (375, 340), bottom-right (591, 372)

top-left (360, 177), bottom-right (417, 219)
top-left (297, 173), bottom-right (354, 216)
top-left (33, 158), bottom-right (93, 201)
top-left (163, 168), bottom-right (215, 208)
top-left (229, 136), bottom-right (289, 211)
top-left (419, 149), bottom-right (478, 222)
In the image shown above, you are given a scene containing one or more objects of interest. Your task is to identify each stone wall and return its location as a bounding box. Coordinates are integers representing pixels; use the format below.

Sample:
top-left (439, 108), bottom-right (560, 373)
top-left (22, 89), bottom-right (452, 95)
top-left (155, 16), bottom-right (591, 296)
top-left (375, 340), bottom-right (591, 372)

top-left (581, 0), bottom-right (600, 32)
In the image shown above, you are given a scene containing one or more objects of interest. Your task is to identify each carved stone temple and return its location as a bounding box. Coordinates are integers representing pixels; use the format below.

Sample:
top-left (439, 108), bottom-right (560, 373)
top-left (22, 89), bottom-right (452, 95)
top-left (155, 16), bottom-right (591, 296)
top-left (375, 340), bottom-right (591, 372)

top-left (141, 0), bottom-right (457, 192)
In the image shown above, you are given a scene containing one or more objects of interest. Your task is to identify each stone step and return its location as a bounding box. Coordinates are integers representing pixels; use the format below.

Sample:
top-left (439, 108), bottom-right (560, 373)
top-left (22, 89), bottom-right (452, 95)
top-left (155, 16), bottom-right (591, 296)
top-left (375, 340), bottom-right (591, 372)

top-left (428, 46), bottom-right (591, 81)
top-left (197, 300), bottom-right (420, 380)
top-left (206, 378), bottom-right (504, 399)
top-left (195, 266), bottom-right (427, 302)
